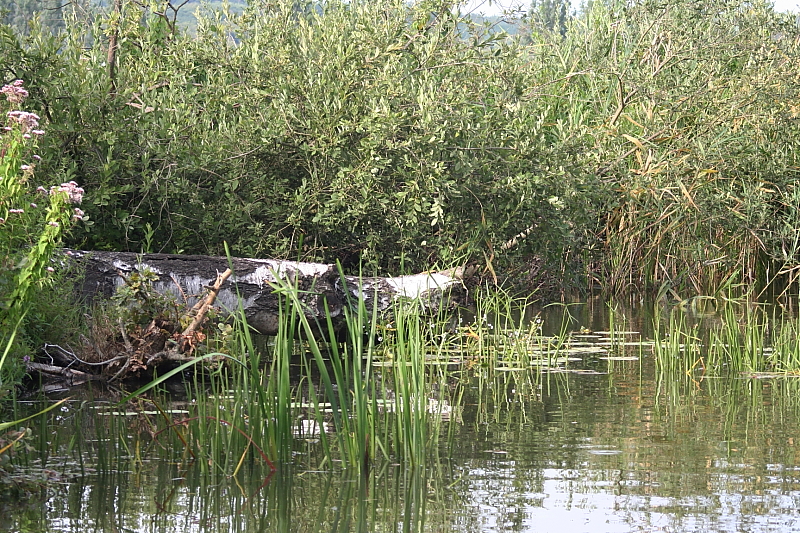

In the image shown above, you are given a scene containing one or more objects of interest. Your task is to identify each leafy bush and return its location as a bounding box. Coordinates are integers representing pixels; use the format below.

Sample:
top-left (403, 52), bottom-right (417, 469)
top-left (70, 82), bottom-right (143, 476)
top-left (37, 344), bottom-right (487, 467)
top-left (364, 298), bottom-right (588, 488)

top-left (568, 0), bottom-right (800, 292)
top-left (2, 0), bottom-right (799, 293)
top-left (1, 0), bottom-right (591, 276)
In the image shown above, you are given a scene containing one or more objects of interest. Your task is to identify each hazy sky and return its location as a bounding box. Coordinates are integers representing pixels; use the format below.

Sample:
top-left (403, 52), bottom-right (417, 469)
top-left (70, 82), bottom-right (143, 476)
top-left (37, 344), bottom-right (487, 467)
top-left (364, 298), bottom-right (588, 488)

top-left (462, 0), bottom-right (800, 16)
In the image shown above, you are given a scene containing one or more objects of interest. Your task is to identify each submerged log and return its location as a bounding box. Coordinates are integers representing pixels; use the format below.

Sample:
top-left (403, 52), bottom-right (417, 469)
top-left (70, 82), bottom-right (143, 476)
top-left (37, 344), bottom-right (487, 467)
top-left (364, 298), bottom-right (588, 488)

top-left (65, 250), bottom-right (469, 336)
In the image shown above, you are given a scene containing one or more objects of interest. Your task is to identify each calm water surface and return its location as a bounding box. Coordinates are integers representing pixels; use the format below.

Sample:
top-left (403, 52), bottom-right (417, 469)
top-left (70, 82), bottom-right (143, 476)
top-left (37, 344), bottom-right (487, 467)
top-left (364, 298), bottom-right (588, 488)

top-left (3, 301), bottom-right (800, 532)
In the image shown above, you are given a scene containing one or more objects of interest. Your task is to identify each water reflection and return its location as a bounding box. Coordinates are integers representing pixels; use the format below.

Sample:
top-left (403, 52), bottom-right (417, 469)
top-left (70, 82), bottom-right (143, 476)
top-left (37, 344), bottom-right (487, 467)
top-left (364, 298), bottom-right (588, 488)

top-left (448, 368), bottom-right (800, 533)
top-left (3, 462), bottom-right (446, 533)
top-left (5, 308), bottom-right (800, 532)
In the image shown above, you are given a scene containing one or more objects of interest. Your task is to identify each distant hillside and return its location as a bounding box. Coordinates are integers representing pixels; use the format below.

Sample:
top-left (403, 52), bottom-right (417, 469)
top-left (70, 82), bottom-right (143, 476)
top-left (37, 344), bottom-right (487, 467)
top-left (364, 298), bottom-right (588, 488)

top-left (0, 0), bottom-right (66, 33)
top-left (169, 0), bottom-right (247, 33)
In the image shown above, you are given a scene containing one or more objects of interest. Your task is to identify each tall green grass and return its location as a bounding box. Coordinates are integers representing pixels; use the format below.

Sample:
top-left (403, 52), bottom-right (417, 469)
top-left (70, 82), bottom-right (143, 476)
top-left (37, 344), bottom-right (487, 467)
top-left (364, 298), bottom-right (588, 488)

top-left (123, 266), bottom-right (469, 474)
top-left (652, 296), bottom-right (800, 381)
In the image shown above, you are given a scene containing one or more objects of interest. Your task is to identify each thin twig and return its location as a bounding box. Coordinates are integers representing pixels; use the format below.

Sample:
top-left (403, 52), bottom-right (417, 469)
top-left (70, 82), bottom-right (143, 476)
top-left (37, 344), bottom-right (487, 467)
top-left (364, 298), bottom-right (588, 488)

top-left (43, 343), bottom-right (128, 366)
top-left (119, 317), bottom-right (134, 353)
top-left (109, 358), bottom-right (131, 383)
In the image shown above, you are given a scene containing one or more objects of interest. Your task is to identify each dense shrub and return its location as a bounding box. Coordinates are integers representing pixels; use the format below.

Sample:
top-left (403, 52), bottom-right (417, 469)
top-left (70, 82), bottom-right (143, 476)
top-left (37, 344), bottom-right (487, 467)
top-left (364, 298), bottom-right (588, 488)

top-left (1, 0), bottom-right (592, 275)
top-left (2, 0), bottom-right (799, 293)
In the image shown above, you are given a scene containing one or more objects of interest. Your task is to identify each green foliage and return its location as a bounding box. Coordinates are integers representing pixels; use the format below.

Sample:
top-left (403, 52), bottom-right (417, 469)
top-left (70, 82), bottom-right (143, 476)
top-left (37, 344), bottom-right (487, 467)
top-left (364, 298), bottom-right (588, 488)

top-left (2, 0), bottom-right (800, 293)
top-left (1, 0), bottom-right (586, 277)
top-left (0, 78), bottom-right (86, 385)
top-left (564, 0), bottom-right (800, 292)
top-left (110, 266), bottom-right (179, 326)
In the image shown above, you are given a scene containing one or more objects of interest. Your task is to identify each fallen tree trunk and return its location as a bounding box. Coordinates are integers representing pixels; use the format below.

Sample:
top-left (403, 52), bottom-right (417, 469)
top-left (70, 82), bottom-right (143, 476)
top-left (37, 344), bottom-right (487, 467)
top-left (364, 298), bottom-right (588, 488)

top-left (28, 250), bottom-right (471, 382)
top-left (66, 249), bottom-right (469, 336)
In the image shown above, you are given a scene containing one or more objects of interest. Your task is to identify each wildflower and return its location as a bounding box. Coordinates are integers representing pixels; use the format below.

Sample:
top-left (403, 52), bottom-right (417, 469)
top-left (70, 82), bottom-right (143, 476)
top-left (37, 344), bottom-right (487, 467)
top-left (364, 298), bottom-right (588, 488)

top-left (0, 218), bottom-right (4, 223)
top-left (32, 130), bottom-right (44, 136)
top-left (46, 267), bottom-right (54, 273)
top-left (7, 110), bottom-right (40, 133)
top-left (30, 203), bottom-right (37, 208)
top-left (51, 181), bottom-right (84, 204)
top-left (47, 221), bottom-right (59, 227)
top-left (9, 208), bottom-right (24, 214)
top-left (23, 355), bottom-right (30, 363)
top-left (72, 208), bottom-right (84, 221)
top-left (36, 185), bottom-right (47, 194)
top-left (22, 133), bottom-right (31, 139)
top-left (20, 164), bottom-right (31, 171)
top-left (1, 81), bottom-right (28, 104)
top-left (33, 154), bottom-right (41, 160)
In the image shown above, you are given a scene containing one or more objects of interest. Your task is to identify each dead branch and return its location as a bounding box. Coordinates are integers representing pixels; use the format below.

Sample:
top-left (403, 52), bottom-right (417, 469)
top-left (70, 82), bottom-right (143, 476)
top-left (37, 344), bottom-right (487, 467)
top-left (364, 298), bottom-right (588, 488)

top-left (177, 268), bottom-right (232, 353)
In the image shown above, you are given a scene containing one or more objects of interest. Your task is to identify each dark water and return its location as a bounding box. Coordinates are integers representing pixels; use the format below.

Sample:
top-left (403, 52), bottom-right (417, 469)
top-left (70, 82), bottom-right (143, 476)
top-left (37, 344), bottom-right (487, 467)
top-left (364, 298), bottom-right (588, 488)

top-left (3, 300), bottom-right (800, 533)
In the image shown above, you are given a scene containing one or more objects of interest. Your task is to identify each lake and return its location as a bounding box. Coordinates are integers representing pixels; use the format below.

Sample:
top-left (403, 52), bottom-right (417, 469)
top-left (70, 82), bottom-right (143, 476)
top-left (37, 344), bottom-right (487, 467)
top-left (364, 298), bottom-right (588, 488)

top-left (3, 298), bottom-right (800, 532)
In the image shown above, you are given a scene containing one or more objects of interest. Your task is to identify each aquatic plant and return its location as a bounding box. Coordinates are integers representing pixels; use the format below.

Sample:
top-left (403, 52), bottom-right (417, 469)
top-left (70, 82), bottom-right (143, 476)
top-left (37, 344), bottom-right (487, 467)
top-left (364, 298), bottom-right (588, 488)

top-left (0, 79), bottom-right (88, 493)
top-left (651, 296), bottom-right (800, 381)
top-left (87, 262), bottom-right (467, 474)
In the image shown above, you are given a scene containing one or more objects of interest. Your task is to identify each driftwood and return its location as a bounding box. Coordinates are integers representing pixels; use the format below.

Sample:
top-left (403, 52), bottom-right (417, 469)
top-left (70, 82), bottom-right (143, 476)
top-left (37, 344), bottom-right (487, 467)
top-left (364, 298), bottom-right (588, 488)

top-left (27, 362), bottom-right (99, 385)
top-left (32, 250), bottom-right (470, 382)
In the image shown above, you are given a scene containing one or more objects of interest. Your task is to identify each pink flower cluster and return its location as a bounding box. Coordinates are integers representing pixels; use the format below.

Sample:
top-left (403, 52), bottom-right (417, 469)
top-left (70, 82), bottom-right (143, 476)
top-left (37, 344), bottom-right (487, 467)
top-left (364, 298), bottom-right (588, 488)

top-left (2, 81), bottom-right (44, 136)
top-left (1, 80), bottom-right (28, 105)
top-left (7, 110), bottom-right (43, 135)
top-left (51, 181), bottom-right (84, 205)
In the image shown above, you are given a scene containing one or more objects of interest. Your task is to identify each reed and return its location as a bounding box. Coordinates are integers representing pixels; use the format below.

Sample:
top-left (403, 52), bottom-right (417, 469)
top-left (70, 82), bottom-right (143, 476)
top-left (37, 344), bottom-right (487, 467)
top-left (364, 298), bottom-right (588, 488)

top-left (23, 272), bottom-right (726, 487)
top-left (261, 266), bottom-right (460, 469)
top-left (650, 295), bottom-right (800, 380)
top-left (651, 305), bottom-right (704, 388)
top-left (768, 313), bottom-right (800, 372)
top-left (706, 302), bottom-right (768, 373)
top-left (39, 267), bottom-right (454, 477)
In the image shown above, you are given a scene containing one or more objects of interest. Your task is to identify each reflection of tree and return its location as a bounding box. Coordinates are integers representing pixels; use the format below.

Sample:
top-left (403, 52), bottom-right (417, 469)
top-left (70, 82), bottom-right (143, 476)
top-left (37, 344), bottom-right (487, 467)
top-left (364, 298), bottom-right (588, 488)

top-left (9, 324), bottom-right (800, 531)
top-left (450, 359), bottom-right (800, 531)
top-left (31, 458), bottom-right (463, 533)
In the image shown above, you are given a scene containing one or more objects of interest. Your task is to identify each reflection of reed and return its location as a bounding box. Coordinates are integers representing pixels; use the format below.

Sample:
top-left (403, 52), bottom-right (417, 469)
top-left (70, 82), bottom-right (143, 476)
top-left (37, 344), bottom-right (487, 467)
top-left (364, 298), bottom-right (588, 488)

top-left (21, 296), bottom-right (800, 532)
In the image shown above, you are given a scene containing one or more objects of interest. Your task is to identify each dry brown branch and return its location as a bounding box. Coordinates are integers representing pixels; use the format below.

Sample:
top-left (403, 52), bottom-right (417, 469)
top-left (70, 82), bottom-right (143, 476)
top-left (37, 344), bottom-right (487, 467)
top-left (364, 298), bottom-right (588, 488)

top-left (182, 268), bottom-right (233, 337)
top-left (176, 268), bottom-right (233, 354)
